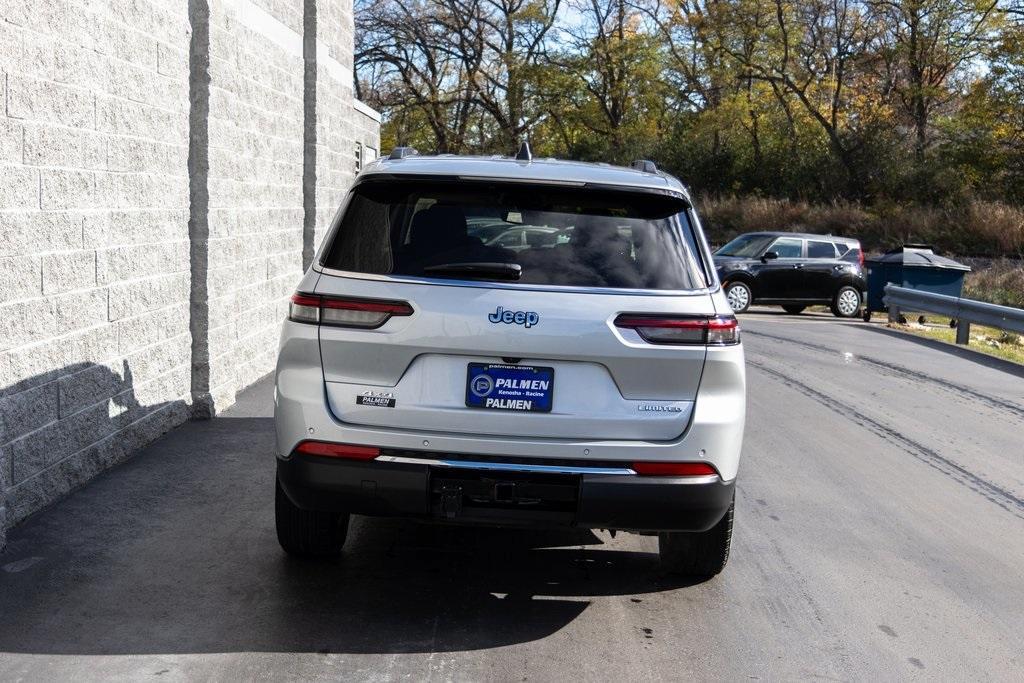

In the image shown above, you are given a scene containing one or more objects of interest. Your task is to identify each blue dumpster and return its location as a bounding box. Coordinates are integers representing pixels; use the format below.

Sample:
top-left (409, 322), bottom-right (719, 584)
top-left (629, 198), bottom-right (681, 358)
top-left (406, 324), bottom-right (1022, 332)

top-left (864, 244), bottom-right (970, 321)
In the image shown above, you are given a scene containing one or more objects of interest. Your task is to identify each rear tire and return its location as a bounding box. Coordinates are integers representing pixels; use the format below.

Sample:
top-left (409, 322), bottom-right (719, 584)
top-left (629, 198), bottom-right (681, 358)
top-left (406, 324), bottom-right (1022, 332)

top-left (659, 498), bottom-right (734, 577)
top-left (275, 478), bottom-right (349, 558)
top-left (724, 282), bottom-right (752, 314)
top-left (782, 305), bottom-right (806, 315)
top-left (831, 286), bottom-right (861, 318)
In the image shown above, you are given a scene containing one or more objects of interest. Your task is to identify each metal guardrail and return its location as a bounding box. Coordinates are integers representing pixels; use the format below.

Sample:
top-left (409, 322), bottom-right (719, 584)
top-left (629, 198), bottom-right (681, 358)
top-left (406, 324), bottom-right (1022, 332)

top-left (883, 284), bottom-right (1024, 345)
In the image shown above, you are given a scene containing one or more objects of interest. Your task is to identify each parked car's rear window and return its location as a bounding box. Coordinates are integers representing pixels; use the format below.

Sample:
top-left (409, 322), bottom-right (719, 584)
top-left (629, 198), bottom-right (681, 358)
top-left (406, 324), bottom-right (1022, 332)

top-left (320, 179), bottom-right (705, 290)
top-left (807, 240), bottom-right (838, 258)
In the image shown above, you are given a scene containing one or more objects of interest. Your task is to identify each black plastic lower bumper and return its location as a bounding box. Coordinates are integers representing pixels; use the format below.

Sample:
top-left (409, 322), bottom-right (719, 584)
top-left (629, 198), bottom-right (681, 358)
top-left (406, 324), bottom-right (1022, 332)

top-left (277, 453), bottom-right (734, 532)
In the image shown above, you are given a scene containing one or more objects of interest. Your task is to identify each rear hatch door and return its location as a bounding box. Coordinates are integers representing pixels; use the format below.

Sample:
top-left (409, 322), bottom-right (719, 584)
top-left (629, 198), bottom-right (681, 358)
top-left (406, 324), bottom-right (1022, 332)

top-left (315, 175), bottom-right (716, 441)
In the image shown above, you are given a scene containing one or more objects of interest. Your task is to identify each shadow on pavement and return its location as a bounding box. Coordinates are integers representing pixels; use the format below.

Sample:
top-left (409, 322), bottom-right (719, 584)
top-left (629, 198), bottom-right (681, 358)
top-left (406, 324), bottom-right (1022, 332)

top-left (0, 387), bottom-right (700, 656)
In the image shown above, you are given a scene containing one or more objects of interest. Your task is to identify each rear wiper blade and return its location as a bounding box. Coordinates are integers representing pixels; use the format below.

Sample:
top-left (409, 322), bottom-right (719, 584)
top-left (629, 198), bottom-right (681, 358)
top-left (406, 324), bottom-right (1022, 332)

top-left (423, 262), bottom-right (522, 281)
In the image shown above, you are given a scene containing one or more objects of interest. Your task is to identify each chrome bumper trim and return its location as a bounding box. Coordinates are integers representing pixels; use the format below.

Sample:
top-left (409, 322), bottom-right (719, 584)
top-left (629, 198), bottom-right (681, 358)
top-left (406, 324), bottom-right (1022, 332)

top-left (376, 455), bottom-right (637, 475)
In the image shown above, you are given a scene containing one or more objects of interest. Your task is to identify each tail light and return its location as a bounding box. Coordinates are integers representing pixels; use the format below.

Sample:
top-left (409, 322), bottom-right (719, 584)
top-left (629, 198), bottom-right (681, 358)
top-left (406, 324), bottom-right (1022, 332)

top-left (289, 293), bottom-right (413, 329)
top-left (614, 315), bottom-right (739, 345)
top-left (632, 461), bottom-right (719, 477)
top-left (294, 441), bottom-right (381, 460)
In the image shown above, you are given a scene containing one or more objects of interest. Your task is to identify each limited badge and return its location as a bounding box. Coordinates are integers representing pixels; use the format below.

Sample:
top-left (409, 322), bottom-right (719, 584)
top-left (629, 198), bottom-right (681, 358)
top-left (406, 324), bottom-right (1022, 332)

top-left (357, 391), bottom-right (395, 408)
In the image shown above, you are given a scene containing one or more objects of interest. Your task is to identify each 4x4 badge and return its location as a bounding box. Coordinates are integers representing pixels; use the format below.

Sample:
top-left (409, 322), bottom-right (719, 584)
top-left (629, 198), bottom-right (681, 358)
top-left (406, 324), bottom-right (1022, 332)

top-left (488, 306), bottom-right (539, 328)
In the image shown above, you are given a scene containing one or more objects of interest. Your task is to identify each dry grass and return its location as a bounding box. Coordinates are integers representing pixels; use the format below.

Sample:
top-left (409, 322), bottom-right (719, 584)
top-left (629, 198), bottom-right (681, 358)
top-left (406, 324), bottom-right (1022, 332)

top-left (698, 196), bottom-right (1024, 257)
top-left (968, 202), bottom-right (1024, 254)
top-left (964, 260), bottom-right (1024, 308)
top-left (889, 317), bottom-right (1024, 366)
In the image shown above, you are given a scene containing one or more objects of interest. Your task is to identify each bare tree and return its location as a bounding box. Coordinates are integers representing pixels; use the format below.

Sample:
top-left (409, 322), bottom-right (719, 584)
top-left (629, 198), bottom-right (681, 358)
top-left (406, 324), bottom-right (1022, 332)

top-left (440, 0), bottom-right (562, 150)
top-left (355, 0), bottom-right (481, 152)
top-left (727, 0), bottom-right (887, 194)
top-left (869, 0), bottom-right (1000, 162)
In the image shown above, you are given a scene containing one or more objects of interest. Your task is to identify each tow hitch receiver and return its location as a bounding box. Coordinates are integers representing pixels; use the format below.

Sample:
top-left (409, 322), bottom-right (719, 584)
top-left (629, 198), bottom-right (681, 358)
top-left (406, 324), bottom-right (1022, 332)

top-left (493, 481), bottom-right (517, 503)
top-left (429, 468), bottom-right (580, 524)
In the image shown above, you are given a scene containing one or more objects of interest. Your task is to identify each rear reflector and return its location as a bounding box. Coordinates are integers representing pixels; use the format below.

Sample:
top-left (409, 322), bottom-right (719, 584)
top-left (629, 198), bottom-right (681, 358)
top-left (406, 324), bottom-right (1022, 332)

top-left (632, 461), bottom-right (719, 477)
top-left (289, 293), bottom-right (413, 328)
top-left (294, 441), bottom-right (381, 460)
top-left (614, 315), bottom-right (739, 345)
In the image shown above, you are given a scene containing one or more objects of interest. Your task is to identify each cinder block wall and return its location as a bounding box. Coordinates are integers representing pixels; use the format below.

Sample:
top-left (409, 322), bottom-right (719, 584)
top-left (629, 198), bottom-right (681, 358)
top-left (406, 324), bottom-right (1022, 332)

top-left (0, 0), bottom-right (379, 548)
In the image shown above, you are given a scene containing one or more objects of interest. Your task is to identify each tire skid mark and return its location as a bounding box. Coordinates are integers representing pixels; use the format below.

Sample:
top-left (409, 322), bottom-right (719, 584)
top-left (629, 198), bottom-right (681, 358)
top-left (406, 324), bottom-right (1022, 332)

top-left (734, 487), bottom-right (855, 670)
top-left (747, 329), bottom-right (1024, 420)
top-left (749, 359), bottom-right (1024, 520)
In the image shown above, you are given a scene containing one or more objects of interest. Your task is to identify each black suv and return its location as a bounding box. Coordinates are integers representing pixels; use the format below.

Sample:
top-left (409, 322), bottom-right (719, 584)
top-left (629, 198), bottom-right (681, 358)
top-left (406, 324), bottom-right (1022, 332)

top-left (713, 232), bottom-right (866, 317)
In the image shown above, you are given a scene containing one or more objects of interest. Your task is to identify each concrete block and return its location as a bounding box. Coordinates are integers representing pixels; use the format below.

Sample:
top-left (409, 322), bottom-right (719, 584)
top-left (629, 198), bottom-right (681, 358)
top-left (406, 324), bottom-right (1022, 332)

top-left (156, 42), bottom-right (189, 79)
top-left (54, 287), bottom-right (108, 334)
top-left (21, 35), bottom-right (102, 89)
top-left (116, 302), bottom-right (190, 355)
top-left (0, 17), bottom-right (24, 72)
top-left (0, 118), bottom-right (23, 162)
top-left (1, 444), bottom-right (10, 493)
top-left (124, 337), bottom-right (190, 385)
top-left (97, 241), bottom-right (188, 286)
top-left (104, 57), bottom-right (184, 112)
top-left (23, 123), bottom-right (84, 167)
top-left (107, 136), bottom-right (180, 175)
top-left (0, 298), bottom-right (56, 351)
top-left (0, 381), bottom-right (58, 445)
top-left (0, 211), bottom-right (84, 257)
top-left (0, 318), bottom-right (118, 398)
top-left (96, 95), bottom-right (187, 140)
top-left (101, 21), bottom-right (159, 71)
top-left (9, 397), bottom-right (110, 484)
top-left (57, 359), bottom-right (126, 419)
top-left (42, 250), bottom-right (96, 295)
top-left (82, 131), bottom-right (107, 169)
top-left (130, 364), bottom-right (190, 409)
top-left (108, 273), bottom-right (189, 321)
top-left (6, 74), bottom-right (95, 128)
top-left (0, 166), bottom-right (39, 210)
top-left (0, 256), bottom-right (42, 303)
top-left (94, 172), bottom-right (188, 210)
top-left (40, 169), bottom-right (94, 210)
top-left (84, 209), bottom-right (187, 248)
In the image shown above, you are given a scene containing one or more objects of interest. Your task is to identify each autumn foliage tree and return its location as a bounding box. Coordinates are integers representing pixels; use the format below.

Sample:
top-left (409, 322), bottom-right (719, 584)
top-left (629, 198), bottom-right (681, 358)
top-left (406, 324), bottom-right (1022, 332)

top-left (355, 0), bottom-right (1024, 206)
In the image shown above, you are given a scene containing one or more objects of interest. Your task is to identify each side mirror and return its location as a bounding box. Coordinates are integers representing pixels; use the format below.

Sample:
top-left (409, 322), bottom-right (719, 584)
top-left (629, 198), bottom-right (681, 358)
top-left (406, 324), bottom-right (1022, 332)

top-left (762, 251), bottom-right (779, 262)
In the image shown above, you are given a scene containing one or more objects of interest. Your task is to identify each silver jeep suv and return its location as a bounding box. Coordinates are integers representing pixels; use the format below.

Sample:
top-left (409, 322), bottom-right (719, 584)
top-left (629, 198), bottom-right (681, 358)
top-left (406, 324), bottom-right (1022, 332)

top-left (274, 148), bottom-right (746, 576)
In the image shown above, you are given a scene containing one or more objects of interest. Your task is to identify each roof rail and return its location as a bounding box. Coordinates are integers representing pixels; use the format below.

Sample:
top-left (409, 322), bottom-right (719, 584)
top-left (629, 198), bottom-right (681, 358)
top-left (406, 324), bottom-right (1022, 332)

top-left (388, 146), bottom-right (419, 160)
top-left (631, 159), bottom-right (657, 173)
top-left (515, 140), bottom-right (532, 162)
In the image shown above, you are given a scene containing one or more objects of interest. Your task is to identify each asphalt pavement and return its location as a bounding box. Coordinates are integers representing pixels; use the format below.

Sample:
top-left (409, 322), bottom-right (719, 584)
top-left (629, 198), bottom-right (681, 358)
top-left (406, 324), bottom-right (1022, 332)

top-left (1, 308), bottom-right (1023, 680)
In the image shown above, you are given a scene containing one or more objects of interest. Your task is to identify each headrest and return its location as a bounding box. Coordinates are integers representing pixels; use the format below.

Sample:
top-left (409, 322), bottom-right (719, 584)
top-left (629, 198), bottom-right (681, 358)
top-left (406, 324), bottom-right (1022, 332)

top-left (409, 205), bottom-right (468, 248)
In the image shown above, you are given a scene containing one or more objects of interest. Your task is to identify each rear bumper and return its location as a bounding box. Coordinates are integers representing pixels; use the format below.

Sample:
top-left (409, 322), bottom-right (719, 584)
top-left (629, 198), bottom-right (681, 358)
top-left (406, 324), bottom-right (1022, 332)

top-left (277, 453), bottom-right (735, 532)
top-left (274, 323), bottom-right (746, 481)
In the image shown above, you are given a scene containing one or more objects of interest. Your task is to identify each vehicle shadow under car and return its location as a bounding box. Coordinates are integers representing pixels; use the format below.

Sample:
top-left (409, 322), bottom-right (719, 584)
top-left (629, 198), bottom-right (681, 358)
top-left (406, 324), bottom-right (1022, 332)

top-left (0, 386), bottom-right (701, 657)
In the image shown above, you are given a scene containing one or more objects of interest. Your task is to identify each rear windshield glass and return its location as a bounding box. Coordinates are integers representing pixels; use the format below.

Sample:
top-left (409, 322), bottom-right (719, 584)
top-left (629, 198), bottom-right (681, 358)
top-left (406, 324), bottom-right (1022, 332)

top-left (320, 179), bottom-right (704, 290)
